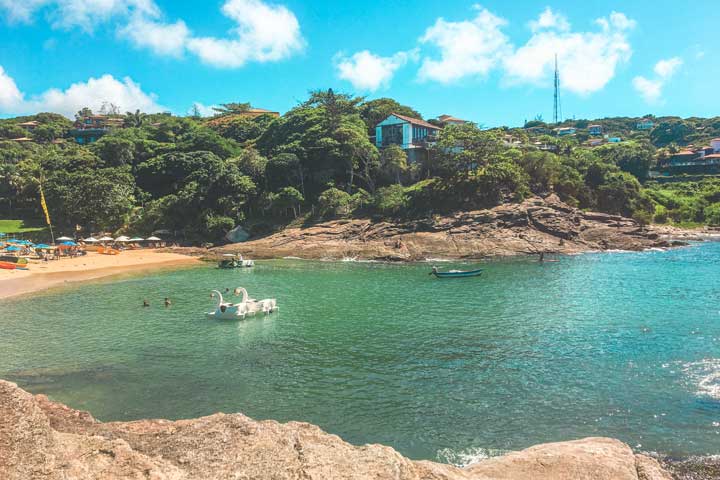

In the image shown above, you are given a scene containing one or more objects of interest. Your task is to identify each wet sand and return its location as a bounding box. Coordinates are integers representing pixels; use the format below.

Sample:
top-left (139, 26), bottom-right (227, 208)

top-left (0, 250), bottom-right (201, 300)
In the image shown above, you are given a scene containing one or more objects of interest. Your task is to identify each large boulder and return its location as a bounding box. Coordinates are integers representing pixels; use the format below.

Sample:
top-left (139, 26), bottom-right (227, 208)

top-left (0, 380), bottom-right (672, 480)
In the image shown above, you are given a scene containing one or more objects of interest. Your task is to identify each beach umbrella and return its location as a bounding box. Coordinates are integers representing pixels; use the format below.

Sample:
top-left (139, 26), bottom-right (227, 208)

top-left (35, 244), bottom-right (53, 249)
top-left (56, 236), bottom-right (73, 241)
top-left (129, 237), bottom-right (144, 242)
top-left (61, 241), bottom-right (77, 246)
top-left (98, 236), bottom-right (114, 242)
top-left (15, 240), bottom-right (33, 245)
top-left (146, 236), bottom-right (161, 241)
top-left (84, 237), bottom-right (99, 242)
top-left (5, 245), bottom-right (20, 252)
top-left (114, 236), bottom-right (130, 242)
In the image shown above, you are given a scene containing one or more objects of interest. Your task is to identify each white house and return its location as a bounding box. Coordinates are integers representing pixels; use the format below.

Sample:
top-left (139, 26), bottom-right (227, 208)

top-left (711, 138), bottom-right (720, 153)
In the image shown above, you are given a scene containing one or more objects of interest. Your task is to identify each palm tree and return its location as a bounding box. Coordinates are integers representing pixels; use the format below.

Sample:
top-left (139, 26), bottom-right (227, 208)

top-left (124, 109), bottom-right (146, 128)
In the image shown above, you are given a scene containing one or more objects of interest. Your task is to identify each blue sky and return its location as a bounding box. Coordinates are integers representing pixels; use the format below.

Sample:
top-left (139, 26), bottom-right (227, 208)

top-left (0, 0), bottom-right (717, 126)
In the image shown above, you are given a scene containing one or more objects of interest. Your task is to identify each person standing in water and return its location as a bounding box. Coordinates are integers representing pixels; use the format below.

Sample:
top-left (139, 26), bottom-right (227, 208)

top-left (539, 252), bottom-right (545, 263)
top-left (164, 297), bottom-right (171, 307)
top-left (143, 299), bottom-right (150, 307)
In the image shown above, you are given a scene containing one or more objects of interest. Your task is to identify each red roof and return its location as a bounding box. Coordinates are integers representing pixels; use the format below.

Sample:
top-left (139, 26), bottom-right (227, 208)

top-left (712, 138), bottom-right (720, 142)
top-left (390, 113), bottom-right (440, 130)
top-left (704, 154), bottom-right (720, 159)
top-left (675, 150), bottom-right (696, 155)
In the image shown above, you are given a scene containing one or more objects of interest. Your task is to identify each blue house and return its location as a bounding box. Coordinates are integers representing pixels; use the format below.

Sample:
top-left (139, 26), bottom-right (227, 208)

top-left (375, 113), bottom-right (441, 163)
top-left (555, 127), bottom-right (576, 136)
top-left (588, 124), bottom-right (603, 136)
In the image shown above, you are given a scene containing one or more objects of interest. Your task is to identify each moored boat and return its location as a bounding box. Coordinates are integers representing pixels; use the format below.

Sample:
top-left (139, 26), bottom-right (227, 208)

top-left (430, 267), bottom-right (483, 278)
top-left (0, 255), bottom-right (28, 265)
top-left (218, 254), bottom-right (254, 269)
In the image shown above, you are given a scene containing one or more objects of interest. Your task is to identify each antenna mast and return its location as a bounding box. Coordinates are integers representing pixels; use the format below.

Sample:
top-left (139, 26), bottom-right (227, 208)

top-left (553, 54), bottom-right (562, 124)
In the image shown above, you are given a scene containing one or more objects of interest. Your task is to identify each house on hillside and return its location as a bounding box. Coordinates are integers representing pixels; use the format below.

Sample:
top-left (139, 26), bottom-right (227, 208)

top-left (658, 146), bottom-right (720, 174)
top-left (711, 138), bottom-right (720, 153)
top-left (17, 121), bottom-right (39, 131)
top-left (555, 127), bottom-right (576, 136)
top-left (375, 113), bottom-right (441, 163)
top-left (636, 118), bottom-right (654, 130)
top-left (437, 114), bottom-right (467, 126)
top-left (69, 115), bottom-right (124, 144)
top-left (588, 125), bottom-right (603, 136)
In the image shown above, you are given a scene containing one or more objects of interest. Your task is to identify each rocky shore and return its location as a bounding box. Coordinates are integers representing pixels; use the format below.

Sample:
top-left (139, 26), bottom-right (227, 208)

top-left (1, 379), bottom-right (677, 480)
top-left (213, 195), bottom-right (687, 261)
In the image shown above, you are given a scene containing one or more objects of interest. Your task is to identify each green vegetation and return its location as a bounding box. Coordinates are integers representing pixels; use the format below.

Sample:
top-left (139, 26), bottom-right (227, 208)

top-left (1, 92), bottom-right (719, 242)
top-left (0, 219), bottom-right (45, 234)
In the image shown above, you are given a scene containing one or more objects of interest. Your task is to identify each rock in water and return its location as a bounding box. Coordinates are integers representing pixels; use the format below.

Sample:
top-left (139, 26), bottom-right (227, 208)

top-left (0, 380), bottom-right (672, 479)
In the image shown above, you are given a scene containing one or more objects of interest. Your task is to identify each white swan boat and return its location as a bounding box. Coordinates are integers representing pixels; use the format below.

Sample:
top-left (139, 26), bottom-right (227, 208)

top-left (206, 288), bottom-right (277, 320)
top-left (218, 254), bottom-right (254, 269)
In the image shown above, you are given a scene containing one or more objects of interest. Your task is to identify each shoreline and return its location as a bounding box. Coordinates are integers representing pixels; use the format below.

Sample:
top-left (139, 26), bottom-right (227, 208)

top-left (0, 250), bottom-right (201, 300)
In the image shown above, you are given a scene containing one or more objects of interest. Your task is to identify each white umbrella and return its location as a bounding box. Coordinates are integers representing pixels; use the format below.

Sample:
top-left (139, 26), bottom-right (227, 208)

top-left (98, 236), bottom-right (114, 242)
top-left (83, 237), bottom-right (99, 243)
top-left (146, 236), bottom-right (161, 241)
top-left (129, 237), bottom-right (144, 242)
top-left (57, 236), bottom-right (73, 241)
top-left (114, 236), bottom-right (130, 242)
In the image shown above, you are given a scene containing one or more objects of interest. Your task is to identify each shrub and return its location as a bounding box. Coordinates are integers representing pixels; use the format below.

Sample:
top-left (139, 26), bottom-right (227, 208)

top-left (318, 187), bottom-right (352, 217)
top-left (373, 185), bottom-right (408, 214)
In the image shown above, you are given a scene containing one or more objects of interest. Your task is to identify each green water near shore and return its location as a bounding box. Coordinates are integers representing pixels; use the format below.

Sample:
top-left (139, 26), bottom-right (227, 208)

top-left (2, 245), bottom-right (720, 463)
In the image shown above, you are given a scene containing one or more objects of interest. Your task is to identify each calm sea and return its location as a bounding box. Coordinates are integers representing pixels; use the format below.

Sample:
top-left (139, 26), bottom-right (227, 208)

top-left (2, 244), bottom-right (719, 463)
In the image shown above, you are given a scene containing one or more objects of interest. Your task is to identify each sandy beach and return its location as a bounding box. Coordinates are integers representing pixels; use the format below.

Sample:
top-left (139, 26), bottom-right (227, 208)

top-left (0, 249), bottom-right (201, 300)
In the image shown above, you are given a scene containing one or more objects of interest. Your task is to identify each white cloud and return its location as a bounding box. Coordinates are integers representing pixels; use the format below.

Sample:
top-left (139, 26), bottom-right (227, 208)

top-left (632, 76), bottom-right (662, 104)
top-left (418, 6), bottom-right (511, 83)
top-left (0, 0), bottom-right (305, 68)
top-left (633, 56), bottom-right (682, 104)
top-left (0, 65), bottom-right (164, 118)
top-left (529, 7), bottom-right (569, 32)
top-left (0, 66), bottom-right (24, 110)
top-left (503, 11), bottom-right (635, 95)
top-left (120, 14), bottom-right (190, 57)
top-left (0, 0), bottom-right (158, 31)
top-left (335, 50), bottom-right (415, 91)
top-left (187, 0), bottom-right (304, 68)
top-left (654, 57), bottom-right (682, 78)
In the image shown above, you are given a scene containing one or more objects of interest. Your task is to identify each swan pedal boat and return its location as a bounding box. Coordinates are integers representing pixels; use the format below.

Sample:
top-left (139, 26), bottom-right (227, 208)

top-left (207, 288), bottom-right (277, 320)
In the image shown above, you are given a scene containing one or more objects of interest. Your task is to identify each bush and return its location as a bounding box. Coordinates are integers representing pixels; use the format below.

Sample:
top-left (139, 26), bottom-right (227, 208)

top-left (653, 206), bottom-right (668, 224)
top-left (318, 187), bottom-right (352, 217)
top-left (373, 185), bottom-right (408, 214)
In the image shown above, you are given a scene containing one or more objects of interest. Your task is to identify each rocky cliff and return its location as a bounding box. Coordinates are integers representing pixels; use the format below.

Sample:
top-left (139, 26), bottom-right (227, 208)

top-left (216, 195), bottom-right (682, 261)
top-left (1, 380), bottom-right (673, 480)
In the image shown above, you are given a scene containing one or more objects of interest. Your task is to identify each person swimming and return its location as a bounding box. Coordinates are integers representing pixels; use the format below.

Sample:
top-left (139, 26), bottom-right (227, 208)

top-left (143, 299), bottom-right (150, 307)
top-left (164, 297), bottom-right (171, 307)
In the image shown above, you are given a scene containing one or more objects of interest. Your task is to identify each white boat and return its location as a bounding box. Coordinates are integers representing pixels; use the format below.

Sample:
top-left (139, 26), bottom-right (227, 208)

top-left (218, 253), bottom-right (254, 268)
top-left (206, 288), bottom-right (277, 320)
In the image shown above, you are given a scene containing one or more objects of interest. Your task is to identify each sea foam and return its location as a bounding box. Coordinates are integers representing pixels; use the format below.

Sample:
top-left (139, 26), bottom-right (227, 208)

top-left (682, 358), bottom-right (720, 399)
top-left (436, 446), bottom-right (508, 468)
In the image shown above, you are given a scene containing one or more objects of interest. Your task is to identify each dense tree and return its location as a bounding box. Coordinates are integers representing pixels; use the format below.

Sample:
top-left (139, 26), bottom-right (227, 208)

top-left (358, 98), bottom-right (422, 135)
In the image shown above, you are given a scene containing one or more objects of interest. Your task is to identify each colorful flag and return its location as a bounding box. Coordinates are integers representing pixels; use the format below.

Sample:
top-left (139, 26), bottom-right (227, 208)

top-left (39, 184), bottom-right (51, 226)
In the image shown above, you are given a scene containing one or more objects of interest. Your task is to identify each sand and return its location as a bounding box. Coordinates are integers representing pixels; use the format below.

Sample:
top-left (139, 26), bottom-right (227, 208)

top-left (0, 249), bottom-right (201, 300)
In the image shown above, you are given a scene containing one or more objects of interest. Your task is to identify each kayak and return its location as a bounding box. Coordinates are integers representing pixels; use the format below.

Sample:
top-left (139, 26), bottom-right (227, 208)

top-left (431, 268), bottom-right (483, 278)
top-left (0, 261), bottom-right (28, 270)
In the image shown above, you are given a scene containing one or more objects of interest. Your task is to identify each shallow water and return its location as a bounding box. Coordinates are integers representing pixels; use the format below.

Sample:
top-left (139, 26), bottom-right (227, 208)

top-left (2, 244), bottom-right (720, 462)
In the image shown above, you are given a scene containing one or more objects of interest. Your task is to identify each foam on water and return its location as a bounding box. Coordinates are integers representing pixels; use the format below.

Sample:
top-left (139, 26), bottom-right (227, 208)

top-left (436, 447), bottom-right (508, 467)
top-left (682, 358), bottom-right (720, 399)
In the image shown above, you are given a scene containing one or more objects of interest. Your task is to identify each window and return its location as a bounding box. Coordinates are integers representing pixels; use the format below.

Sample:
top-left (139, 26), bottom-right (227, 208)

top-left (381, 124), bottom-right (404, 147)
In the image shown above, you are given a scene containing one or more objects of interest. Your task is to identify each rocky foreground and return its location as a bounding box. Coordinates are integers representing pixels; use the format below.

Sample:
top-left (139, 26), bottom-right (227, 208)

top-left (1, 380), bottom-right (677, 480)
top-left (216, 195), bottom-right (684, 261)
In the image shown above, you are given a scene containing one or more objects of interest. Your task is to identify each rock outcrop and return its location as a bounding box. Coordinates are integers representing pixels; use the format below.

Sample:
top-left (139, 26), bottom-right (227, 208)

top-left (215, 195), bottom-right (682, 261)
top-left (1, 380), bottom-right (673, 480)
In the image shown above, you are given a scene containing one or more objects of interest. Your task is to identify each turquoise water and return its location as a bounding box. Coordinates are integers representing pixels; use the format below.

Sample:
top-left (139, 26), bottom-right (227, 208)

top-left (2, 245), bottom-right (720, 462)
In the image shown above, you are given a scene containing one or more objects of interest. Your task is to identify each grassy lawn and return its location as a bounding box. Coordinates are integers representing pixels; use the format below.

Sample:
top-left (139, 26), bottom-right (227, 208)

top-left (0, 219), bottom-right (46, 234)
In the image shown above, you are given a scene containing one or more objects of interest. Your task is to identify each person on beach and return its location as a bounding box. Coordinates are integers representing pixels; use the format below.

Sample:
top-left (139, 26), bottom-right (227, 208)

top-left (539, 252), bottom-right (545, 263)
top-left (164, 297), bottom-right (171, 307)
top-left (143, 299), bottom-right (150, 307)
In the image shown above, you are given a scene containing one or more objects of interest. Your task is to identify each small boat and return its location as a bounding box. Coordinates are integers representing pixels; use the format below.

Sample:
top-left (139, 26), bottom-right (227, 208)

top-left (206, 288), bottom-right (277, 320)
top-left (430, 267), bottom-right (483, 278)
top-left (218, 254), bottom-right (254, 269)
top-left (0, 261), bottom-right (28, 270)
top-left (0, 255), bottom-right (28, 265)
